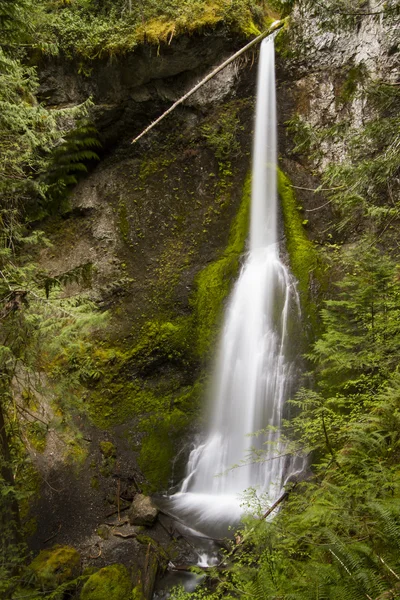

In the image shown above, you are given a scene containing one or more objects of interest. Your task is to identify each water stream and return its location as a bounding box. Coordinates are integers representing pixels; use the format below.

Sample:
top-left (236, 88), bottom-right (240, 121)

top-left (162, 35), bottom-right (302, 549)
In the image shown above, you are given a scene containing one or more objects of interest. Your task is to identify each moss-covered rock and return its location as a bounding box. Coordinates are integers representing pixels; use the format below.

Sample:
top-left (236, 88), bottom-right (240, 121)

top-left (29, 545), bottom-right (81, 590)
top-left (80, 564), bottom-right (132, 600)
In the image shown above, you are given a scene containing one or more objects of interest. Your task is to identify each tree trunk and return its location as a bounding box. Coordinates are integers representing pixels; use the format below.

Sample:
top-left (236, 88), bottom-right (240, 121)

top-left (0, 396), bottom-right (21, 538)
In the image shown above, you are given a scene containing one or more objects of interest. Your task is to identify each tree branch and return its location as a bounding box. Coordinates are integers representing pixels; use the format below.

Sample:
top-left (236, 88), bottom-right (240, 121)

top-left (131, 21), bottom-right (284, 144)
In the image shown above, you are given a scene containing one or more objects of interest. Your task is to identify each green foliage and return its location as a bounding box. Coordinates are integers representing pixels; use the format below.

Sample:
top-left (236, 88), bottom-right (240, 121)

top-left (80, 564), bottom-right (132, 600)
top-left (130, 318), bottom-right (194, 373)
top-left (43, 117), bottom-right (101, 211)
top-left (0, 0), bottom-right (105, 591)
top-left (32, 0), bottom-right (277, 60)
top-left (287, 80), bottom-right (400, 235)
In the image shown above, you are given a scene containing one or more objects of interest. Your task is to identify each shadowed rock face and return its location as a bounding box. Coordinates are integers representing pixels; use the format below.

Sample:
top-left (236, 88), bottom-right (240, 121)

top-left (38, 31), bottom-right (243, 149)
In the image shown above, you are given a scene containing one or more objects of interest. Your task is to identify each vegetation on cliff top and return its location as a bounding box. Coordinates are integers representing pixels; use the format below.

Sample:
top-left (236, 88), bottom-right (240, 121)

top-left (31, 0), bottom-right (287, 59)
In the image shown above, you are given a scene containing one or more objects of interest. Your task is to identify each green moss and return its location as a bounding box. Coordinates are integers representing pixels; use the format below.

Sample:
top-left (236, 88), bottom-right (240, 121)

top-left (36, 1), bottom-right (272, 60)
top-left (201, 106), bottom-right (242, 161)
top-left (278, 169), bottom-right (320, 331)
top-left (132, 585), bottom-right (146, 600)
top-left (80, 564), bottom-right (132, 600)
top-left (26, 421), bottom-right (47, 453)
top-left (129, 317), bottom-right (194, 373)
top-left (193, 173), bottom-right (251, 357)
top-left (138, 408), bottom-right (191, 492)
top-left (96, 525), bottom-right (110, 540)
top-left (139, 155), bottom-right (176, 181)
top-left (99, 441), bottom-right (117, 475)
top-left (29, 546), bottom-right (81, 590)
top-left (90, 476), bottom-right (99, 489)
top-left (275, 17), bottom-right (294, 59)
top-left (99, 441), bottom-right (116, 458)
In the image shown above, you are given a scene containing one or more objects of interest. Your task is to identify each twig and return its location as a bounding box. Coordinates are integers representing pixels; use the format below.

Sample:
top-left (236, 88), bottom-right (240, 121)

top-left (15, 403), bottom-right (49, 427)
top-left (117, 478), bottom-right (121, 522)
top-left (43, 523), bottom-right (62, 544)
top-left (377, 555), bottom-right (400, 580)
top-left (104, 505), bottom-right (130, 518)
top-left (228, 485), bottom-right (297, 561)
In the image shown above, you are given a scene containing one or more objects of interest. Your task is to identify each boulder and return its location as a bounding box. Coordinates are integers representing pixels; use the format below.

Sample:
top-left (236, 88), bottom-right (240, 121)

top-left (128, 494), bottom-right (158, 526)
top-left (29, 545), bottom-right (81, 590)
top-left (80, 564), bottom-right (132, 600)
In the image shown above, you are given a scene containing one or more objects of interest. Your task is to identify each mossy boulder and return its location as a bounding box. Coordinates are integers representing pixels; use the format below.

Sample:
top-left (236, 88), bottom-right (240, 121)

top-left (29, 545), bottom-right (81, 590)
top-left (80, 564), bottom-right (132, 600)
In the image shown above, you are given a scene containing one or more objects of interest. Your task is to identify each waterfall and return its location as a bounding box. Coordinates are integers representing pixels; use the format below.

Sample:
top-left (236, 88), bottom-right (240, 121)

top-left (168, 36), bottom-right (300, 537)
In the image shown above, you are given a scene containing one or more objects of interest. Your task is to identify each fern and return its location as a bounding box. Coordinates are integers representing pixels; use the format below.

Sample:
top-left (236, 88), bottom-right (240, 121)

top-left (43, 116), bottom-right (101, 206)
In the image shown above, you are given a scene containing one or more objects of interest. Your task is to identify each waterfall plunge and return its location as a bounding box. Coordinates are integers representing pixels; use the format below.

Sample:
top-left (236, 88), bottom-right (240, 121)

top-left (168, 37), bottom-right (299, 537)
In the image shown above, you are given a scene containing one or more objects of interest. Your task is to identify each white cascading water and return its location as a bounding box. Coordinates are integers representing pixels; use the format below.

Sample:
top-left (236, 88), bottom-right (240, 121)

top-left (168, 36), bottom-right (299, 537)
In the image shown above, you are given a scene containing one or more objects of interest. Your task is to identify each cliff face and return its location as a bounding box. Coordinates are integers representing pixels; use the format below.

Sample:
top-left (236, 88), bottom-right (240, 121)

top-left (29, 5), bottom-right (397, 569)
top-left (31, 28), bottom-right (256, 555)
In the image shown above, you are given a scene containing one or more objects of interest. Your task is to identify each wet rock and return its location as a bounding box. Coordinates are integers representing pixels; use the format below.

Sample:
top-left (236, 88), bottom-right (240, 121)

top-left (129, 494), bottom-right (159, 526)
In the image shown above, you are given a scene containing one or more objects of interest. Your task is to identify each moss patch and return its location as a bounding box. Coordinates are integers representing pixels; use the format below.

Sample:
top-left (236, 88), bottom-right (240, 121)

top-left (80, 564), bottom-right (132, 600)
top-left (278, 169), bottom-right (321, 332)
top-left (194, 173), bottom-right (250, 357)
top-left (138, 408), bottom-right (192, 493)
top-left (29, 545), bottom-right (81, 590)
top-left (129, 318), bottom-right (194, 374)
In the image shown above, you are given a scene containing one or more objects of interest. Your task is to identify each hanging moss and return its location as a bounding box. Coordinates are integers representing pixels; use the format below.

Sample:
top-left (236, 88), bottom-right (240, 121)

top-left (278, 169), bottom-right (321, 332)
top-left (80, 564), bottom-right (132, 600)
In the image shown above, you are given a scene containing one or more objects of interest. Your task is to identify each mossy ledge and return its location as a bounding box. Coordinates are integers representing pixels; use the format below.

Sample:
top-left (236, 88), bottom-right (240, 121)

top-left (278, 168), bottom-right (322, 334)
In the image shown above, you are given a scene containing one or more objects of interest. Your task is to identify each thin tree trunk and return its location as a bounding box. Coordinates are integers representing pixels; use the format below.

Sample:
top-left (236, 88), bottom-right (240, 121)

top-left (0, 397), bottom-right (21, 536)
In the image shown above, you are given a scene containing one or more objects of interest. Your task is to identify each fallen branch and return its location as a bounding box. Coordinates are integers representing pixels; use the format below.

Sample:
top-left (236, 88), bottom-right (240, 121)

top-left (131, 21), bottom-right (284, 144)
top-left (262, 489), bottom-right (291, 519)
top-left (170, 564), bottom-right (223, 573)
top-left (43, 523), bottom-right (62, 544)
top-left (229, 484), bottom-right (297, 560)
